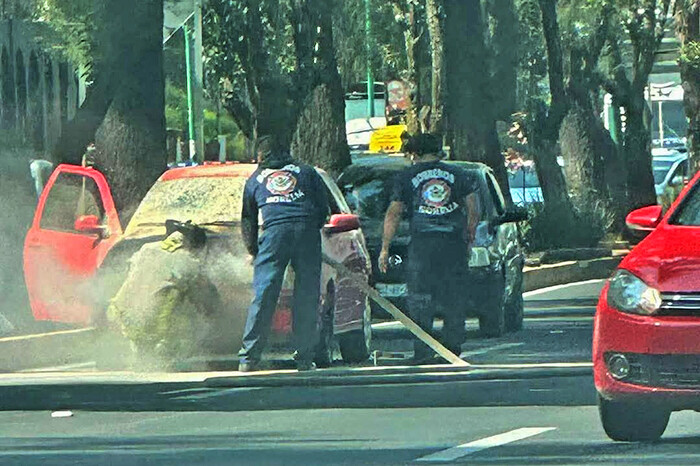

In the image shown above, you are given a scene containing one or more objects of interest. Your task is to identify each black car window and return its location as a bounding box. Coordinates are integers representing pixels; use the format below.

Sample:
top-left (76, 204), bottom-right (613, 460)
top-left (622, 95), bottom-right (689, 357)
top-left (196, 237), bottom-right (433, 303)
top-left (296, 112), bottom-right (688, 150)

top-left (40, 172), bottom-right (105, 233)
top-left (671, 182), bottom-right (700, 226)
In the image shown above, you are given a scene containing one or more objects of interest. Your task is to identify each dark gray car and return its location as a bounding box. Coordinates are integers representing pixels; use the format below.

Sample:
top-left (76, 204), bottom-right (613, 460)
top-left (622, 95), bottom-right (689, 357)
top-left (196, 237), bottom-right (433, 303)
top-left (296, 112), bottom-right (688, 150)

top-left (338, 155), bottom-right (527, 337)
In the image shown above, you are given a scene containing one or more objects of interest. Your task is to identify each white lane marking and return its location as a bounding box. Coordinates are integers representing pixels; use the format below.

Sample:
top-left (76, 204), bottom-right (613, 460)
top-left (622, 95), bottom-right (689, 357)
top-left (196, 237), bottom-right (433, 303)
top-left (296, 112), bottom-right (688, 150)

top-left (415, 427), bottom-right (556, 463)
top-left (460, 343), bottom-right (524, 357)
top-left (523, 279), bottom-right (605, 299)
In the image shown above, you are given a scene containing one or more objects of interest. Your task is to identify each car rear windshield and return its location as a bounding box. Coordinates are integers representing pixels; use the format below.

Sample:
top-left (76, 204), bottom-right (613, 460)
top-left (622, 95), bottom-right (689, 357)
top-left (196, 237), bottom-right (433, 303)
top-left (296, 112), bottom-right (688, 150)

top-left (124, 176), bottom-right (247, 237)
top-left (670, 182), bottom-right (700, 226)
top-left (341, 163), bottom-right (486, 221)
top-left (652, 160), bottom-right (675, 184)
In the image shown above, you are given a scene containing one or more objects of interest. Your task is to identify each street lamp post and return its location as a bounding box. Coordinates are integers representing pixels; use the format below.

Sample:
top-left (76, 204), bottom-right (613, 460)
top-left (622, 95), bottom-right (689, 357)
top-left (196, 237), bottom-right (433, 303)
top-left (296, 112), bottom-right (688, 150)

top-left (365, 0), bottom-right (375, 118)
top-left (184, 23), bottom-right (196, 161)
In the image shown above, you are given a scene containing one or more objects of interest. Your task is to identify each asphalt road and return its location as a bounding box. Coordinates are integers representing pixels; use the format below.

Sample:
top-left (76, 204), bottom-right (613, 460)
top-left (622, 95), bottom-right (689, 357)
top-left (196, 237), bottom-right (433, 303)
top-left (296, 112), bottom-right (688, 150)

top-left (1, 279), bottom-right (698, 465)
top-left (0, 406), bottom-right (698, 465)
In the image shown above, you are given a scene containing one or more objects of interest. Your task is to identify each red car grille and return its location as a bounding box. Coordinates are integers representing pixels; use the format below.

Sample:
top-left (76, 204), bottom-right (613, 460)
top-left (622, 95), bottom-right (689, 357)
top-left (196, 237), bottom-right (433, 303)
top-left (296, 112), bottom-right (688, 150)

top-left (658, 293), bottom-right (700, 317)
top-left (619, 354), bottom-right (700, 389)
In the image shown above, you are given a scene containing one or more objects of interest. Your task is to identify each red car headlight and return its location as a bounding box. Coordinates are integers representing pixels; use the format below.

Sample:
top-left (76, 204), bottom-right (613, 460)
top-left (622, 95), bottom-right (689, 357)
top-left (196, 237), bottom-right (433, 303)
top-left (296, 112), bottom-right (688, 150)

top-left (607, 270), bottom-right (662, 315)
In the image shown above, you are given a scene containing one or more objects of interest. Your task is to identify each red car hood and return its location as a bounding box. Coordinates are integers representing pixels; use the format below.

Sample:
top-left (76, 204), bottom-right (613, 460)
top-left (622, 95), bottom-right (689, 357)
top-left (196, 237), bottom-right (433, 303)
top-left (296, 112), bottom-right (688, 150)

top-left (622, 225), bottom-right (700, 292)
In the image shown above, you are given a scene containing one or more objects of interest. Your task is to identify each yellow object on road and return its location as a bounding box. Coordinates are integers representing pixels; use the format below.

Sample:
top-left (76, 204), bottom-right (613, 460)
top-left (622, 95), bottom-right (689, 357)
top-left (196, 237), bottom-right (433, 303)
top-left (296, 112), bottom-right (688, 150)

top-left (161, 231), bottom-right (185, 253)
top-left (369, 124), bottom-right (407, 153)
top-left (322, 255), bottom-right (469, 367)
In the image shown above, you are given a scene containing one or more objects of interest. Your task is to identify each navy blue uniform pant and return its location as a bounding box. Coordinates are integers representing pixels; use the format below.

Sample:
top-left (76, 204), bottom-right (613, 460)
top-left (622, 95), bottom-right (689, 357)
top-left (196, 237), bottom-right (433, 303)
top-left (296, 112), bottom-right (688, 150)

top-left (407, 233), bottom-right (469, 360)
top-left (239, 222), bottom-right (322, 364)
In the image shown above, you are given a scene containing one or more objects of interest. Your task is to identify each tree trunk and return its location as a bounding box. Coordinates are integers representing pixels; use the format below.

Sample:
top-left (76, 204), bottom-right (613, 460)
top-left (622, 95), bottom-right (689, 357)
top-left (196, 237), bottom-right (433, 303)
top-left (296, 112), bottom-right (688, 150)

top-left (486, 0), bottom-right (518, 121)
top-left (678, 4), bottom-right (700, 175)
top-left (559, 106), bottom-right (606, 205)
top-left (623, 93), bottom-right (657, 209)
top-left (93, 0), bottom-right (167, 220)
top-left (442, 0), bottom-right (511, 203)
top-left (291, 0), bottom-right (351, 176)
top-left (425, 0), bottom-right (445, 134)
top-left (532, 0), bottom-right (574, 214)
top-left (396, 0), bottom-right (423, 134)
top-left (537, 0), bottom-right (567, 136)
top-left (681, 64), bottom-right (700, 175)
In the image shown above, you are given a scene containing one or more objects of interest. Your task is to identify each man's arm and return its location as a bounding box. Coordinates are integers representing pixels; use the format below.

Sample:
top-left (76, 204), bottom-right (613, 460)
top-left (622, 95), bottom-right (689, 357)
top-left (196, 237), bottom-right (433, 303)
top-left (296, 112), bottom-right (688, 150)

top-left (241, 180), bottom-right (259, 257)
top-left (379, 200), bottom-right (405, 273)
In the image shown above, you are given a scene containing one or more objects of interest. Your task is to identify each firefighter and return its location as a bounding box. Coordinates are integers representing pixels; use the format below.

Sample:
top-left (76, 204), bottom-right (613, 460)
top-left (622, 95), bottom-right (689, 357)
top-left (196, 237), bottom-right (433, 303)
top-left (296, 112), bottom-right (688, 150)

top-left (379, 133), bottom-right (480, 364)
top-left (239, 135), bottom-right (329, 372)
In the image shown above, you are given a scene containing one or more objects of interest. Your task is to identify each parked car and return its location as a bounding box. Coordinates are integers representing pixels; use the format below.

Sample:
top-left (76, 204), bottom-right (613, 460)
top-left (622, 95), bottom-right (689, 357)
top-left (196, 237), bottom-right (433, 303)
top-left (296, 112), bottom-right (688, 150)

top-left (338, 156), bottom-right (527, 337)
top-left (23, 162), bottom-right (372, 365)
top-left (593, 169), bottom-right (700, 442)
top-left (652, 148), bottom-right (689, 198)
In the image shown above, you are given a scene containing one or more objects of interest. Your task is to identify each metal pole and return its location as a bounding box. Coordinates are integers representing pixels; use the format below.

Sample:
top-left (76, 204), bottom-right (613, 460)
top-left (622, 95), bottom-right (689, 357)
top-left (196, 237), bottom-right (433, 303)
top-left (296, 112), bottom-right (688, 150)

top-left (194, 0), bottom-right (205, 163)
top-left (658, 100), bottom-right (664, 145)
top-left (184, 23), bottom-right (196, 161)
top-left (365, 0), bottom-right (375, 118)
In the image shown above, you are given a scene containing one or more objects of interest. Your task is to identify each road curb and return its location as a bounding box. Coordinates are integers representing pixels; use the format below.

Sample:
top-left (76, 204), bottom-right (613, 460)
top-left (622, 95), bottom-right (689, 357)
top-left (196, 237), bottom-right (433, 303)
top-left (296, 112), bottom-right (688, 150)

top-left (204, 364), bottom-right (592, 388)
top-left (523, 256), bottom-right (621, 293)
top-left (0, 363), bottom-right (592, 391)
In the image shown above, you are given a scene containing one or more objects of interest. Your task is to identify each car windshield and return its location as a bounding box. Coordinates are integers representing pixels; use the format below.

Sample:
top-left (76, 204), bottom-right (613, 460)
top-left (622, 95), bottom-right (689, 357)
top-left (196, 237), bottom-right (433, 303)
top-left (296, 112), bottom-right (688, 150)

top-left (653, 160), bottom-right (675, 184)
top-left (124, 176), bottom-right (246, 237)
top-left (671, 183), bottom-right (700, 226)
top-left (343, 172), bottom-right (398, 221)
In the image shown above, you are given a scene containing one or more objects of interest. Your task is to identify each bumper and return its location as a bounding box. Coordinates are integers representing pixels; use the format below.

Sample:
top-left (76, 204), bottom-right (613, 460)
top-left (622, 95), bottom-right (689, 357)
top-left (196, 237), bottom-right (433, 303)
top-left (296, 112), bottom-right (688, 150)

top-left (593, 286), bottom-right (700, 409)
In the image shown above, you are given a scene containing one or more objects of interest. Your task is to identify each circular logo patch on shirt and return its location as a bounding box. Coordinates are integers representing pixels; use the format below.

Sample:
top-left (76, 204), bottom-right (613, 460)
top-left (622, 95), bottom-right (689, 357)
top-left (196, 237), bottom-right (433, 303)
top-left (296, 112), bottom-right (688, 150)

top-left (421, 179), bottom-right (451, 207)
top-left (266, 171), bottom-right (298, 195)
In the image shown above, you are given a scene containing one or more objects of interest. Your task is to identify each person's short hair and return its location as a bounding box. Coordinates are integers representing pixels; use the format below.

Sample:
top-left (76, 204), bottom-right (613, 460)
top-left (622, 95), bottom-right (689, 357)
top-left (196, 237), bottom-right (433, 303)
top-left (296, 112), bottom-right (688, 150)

top-left (257, 135), bottom-right (285, 158)
top-left (401, 132), bottom-right (442, 156)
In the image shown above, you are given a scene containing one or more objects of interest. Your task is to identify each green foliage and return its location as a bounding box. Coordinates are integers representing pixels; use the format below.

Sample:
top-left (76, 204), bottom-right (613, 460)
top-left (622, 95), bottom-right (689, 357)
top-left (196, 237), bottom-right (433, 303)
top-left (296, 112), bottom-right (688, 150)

top-left (165, 81), bottom-right (188, 132)
top-left (21, 0), bottom-right (94, 73)
top-left (334, 0), bottom-right (408, 86)
top-left (680, 41), bottom-right (700, 71)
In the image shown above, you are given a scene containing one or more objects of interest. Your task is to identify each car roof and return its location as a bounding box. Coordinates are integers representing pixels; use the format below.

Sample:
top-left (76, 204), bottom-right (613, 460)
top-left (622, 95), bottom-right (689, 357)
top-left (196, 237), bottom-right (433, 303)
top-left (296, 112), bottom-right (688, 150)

top-left (652, 148), bottom-right (688, 163)
top-left (160, 162), bottom-right (257, 181)
top-left (159, 162), bottom-right (334, 183)
top-left (341, 155), bottom-right (489, 184)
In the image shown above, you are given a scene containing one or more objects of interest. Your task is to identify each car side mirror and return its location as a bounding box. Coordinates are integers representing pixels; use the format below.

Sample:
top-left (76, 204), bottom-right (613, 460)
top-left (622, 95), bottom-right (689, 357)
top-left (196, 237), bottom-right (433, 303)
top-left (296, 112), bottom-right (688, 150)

top-left (626, 205), bottom-right (663, 231)
top-left (74, 215), bottom-right (107, 237)
top-left (323, 214), bottom-right (361, 234)
top-left (491, 207), bottom-right (529, 228)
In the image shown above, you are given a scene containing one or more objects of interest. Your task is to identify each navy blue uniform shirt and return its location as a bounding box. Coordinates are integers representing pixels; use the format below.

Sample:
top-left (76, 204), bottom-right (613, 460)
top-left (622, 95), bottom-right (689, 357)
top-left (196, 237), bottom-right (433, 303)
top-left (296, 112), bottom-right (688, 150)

top-left (241, 158), bottom-right (329, 256)
top-left (391, 161), bottom-right (478, 236)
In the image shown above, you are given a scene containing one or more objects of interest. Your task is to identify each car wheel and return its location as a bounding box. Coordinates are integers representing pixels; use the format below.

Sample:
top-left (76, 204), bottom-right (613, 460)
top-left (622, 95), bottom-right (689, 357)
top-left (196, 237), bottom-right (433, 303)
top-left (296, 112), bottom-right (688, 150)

top-left (598, 395), bottom-right (670, 442)
top-left (338, 298), bottom-right (372, 364)
top-left (505, 273), bottom-right (524, 332)
top-left (314, 286), bottom-right (335, 368)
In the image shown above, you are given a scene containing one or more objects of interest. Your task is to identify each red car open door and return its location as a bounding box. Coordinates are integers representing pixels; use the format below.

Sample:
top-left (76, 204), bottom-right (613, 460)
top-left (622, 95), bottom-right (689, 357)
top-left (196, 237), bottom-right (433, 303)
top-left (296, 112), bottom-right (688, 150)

top-left (24, 165), bottom-right (122, 324)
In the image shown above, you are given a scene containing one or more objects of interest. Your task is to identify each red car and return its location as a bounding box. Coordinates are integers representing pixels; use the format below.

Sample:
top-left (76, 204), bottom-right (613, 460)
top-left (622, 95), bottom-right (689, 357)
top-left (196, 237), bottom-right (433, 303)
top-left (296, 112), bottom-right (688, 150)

top-left (593, 170), bottom-right (700, 441)
top-left (24, 163), bottom-right (372, 365)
